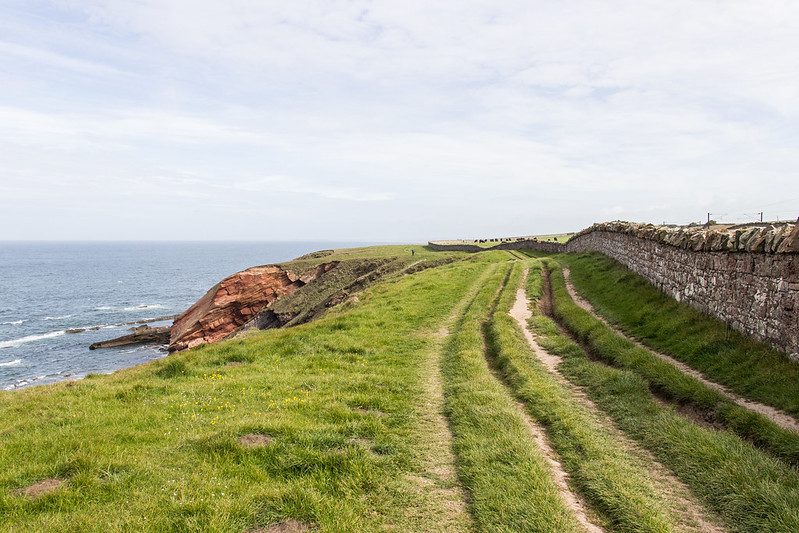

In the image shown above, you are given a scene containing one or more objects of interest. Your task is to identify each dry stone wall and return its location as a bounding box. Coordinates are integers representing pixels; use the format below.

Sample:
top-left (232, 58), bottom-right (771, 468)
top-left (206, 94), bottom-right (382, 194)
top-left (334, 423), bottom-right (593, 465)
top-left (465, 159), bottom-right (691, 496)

top-left (427, 239), bottom-right (565, 253)
top-left (566, 221), bottom-right (799, 360)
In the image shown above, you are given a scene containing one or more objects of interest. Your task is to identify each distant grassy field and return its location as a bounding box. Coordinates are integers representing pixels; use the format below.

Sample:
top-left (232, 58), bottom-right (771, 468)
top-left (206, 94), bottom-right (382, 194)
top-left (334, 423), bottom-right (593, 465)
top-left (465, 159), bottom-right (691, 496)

top-left (432, 232), bottom-right (574, 247)
top-left (1, 245), bottom-right (797, 531)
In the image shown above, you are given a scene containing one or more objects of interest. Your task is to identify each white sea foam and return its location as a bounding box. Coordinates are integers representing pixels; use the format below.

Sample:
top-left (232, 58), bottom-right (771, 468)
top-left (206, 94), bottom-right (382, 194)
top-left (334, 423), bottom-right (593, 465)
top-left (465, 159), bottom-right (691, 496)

top-left (0, 320), bottom-right (24, 326)
top-left (122, 304), bottom-right (167, 312)
top-left (44, 314), bottom-right (73, 320)
top-left (0, 358), bottom-right (22, 367)
top-left (0, 330), bottom-right (65, 349)
top-left (95, 304), bottom-right (167, 313)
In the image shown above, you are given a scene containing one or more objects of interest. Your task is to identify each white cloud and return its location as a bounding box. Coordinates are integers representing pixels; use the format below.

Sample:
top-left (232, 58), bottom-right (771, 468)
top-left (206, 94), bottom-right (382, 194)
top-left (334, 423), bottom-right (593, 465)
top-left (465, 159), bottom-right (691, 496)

top-left (234, 176), bottom-right (392, 202)
top-left (0, 0), bottom-right (797, 240)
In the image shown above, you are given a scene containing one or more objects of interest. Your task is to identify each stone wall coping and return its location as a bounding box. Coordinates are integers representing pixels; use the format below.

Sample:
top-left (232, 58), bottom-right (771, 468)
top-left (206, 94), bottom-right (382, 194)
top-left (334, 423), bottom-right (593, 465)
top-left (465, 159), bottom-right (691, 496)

top-left (569, 220), bottom-right (798, 254)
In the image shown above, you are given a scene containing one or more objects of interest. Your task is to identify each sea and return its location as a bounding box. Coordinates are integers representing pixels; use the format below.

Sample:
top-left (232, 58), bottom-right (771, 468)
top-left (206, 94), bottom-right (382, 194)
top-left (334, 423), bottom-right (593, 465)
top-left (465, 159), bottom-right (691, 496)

top-left (0, 241), bottom-right (372, 391)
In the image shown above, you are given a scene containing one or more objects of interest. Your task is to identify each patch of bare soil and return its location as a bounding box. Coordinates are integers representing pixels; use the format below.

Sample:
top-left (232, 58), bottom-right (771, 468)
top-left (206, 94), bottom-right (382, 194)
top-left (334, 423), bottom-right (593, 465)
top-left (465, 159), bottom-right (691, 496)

top-left (562, 268), bottom-right (799, 434)
top-left (347, 437), bottom-right (374, 452)
top-left (16, 478), bottom-right (63, 498)
top-left (513, 269), bottom-right (726, 533)
top-left (502, 269), bottom-right (604, 533)
top-left (539, 266), bottom-right (554, 316)
top-left (510, 278), bottom-right (560, 373)
top-left (352, 406), bottom-right (386, 417)
top-left (650, 395), bottom-right (725, 431)
top-left (238, 433), bottom-right (273, 448)
top-left (249, 519), bottom-right (314, 532)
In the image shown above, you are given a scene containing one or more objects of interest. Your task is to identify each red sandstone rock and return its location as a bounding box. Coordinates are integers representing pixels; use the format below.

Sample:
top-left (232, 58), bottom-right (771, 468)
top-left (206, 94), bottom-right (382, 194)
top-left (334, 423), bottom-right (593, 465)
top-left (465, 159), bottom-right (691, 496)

top-left (169, 262), bottom-right (336, 352)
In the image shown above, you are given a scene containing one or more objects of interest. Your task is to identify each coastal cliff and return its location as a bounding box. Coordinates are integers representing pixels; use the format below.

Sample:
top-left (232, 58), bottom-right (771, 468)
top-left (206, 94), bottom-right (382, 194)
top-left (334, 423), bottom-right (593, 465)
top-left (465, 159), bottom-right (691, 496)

top-left (169, 262), bottom-right (337, 352)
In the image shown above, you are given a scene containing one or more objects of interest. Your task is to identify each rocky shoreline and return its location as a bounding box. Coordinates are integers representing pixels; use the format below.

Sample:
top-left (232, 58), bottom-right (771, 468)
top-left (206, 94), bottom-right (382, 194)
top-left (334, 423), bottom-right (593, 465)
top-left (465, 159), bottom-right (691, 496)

top-left (89, 325), bottom-right (170, 350)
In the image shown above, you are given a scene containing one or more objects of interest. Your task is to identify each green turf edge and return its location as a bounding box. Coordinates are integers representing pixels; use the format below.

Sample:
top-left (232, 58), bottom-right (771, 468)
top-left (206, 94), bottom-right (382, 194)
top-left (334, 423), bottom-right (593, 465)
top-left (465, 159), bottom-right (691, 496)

top-left (0, 254), bottom-right (494, 532)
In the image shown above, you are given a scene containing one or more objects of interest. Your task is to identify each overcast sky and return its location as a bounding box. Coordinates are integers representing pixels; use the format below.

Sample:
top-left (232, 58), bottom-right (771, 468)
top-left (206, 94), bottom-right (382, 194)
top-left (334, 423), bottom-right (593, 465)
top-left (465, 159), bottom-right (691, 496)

top-left (1, 1), bottom-right (798, 241)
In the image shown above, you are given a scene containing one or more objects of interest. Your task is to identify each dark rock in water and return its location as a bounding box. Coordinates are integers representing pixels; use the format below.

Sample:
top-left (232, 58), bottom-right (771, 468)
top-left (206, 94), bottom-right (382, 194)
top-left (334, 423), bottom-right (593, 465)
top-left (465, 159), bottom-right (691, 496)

top-left (89, 325), bottom-right (170, 350)
top-left (65, 328), bottom-right (85, 334)
top-left (126, 315), bottom-right (177, 326)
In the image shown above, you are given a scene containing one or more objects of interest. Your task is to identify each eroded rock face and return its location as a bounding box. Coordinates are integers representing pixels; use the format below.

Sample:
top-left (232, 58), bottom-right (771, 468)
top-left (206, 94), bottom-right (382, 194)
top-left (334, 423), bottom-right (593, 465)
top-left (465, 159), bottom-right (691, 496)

top-left (169, 262), bottom-right (337, 352)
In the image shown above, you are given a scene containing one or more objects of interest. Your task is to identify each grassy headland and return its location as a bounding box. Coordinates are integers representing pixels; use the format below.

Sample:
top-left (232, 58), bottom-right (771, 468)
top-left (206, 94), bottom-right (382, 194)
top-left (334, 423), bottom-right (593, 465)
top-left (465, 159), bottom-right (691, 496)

top-left (0, 248), bottom-right (479, 531)
top-left (1, 244), bottom-right (798, 532)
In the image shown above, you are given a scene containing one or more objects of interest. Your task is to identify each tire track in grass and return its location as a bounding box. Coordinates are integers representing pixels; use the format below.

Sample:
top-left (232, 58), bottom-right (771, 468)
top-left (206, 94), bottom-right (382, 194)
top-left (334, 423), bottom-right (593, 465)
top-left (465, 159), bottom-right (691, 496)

top-left (441, 263), bottom-right (587, 532)
top-left (407, 263), bottom-right (499, 532)
top-left (543, 267), bottom-right (723, 432)
top-left (562, 268), bottom-right (799, 434)
top-left (509, 267), bottom-right (725, 533)
top-left (536, 263), bottom-right (799, 532)
top-left (546, 263), bottom-right (799, 467)
top-left (481, 266), bottom-right (605, 533)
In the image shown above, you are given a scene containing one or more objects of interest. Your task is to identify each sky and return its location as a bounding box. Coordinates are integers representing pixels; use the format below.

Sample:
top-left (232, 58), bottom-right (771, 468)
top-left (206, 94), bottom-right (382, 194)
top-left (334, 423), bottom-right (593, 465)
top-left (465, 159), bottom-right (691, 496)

top-left (1, 1), bottom-right (798, 241)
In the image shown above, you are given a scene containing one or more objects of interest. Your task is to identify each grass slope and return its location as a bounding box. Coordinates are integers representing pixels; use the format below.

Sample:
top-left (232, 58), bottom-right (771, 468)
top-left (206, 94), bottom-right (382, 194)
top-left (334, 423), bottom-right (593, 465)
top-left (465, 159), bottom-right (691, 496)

top-left (2, 243), bottom-right (798, 532)
top-left (0, 252), bottom-right (484, 532)
top-left (559, 253), bottom-right (799, 418)
top-left (543, 260), bottom-right (799, 466)
top-left (526, 263), bottom-right (799, 532)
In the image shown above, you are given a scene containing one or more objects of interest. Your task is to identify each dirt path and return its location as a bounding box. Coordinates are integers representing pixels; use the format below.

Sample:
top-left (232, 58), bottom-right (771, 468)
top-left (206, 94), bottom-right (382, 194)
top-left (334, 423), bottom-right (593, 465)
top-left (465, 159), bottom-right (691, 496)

top-left (503, 382), bottom-right (604, 533)
top-left (511, 268), bottom-right (726, 533)
top-left (496, 268), bottom-right (604, 533)
top-left (408, 266), bottom-right (500, 531)
top-left (562, 268), bottom-right (799, 434)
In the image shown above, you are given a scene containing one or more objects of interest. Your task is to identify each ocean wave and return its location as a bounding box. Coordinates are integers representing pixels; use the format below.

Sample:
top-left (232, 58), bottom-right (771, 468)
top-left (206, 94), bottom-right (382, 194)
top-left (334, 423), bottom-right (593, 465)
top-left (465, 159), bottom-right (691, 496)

top-left (0, 331), bottom-right (65, 349)
top-left (123, 304), bottom-right (167, 312)
top-left (0, 320), bottom-right (25, 326)
top-left (3, 370), bottom-right (70, 390)
top-left (44, 314), bottom-right (73, 320)
top-left (0, 358), bottom-right (22, 367)
top-left (95, 304), bottom-right (167, 313)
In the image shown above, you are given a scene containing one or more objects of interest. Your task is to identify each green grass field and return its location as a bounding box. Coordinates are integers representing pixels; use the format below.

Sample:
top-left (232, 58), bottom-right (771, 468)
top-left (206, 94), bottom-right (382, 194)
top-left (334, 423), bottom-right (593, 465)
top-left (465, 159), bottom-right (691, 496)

top-left (1, 245), bottom-right (798, 531)
top-left (430, 232), bottom-right (574, 248)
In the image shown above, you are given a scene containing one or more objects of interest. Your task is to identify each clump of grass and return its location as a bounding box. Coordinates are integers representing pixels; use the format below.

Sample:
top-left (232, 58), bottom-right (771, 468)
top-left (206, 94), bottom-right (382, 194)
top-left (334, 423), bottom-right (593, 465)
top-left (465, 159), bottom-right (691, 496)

top-left (560, 252), bottom-right (799, 418)
top-left (527, 264), bottom-right (799, 532)
top-left (155, 358), bottom-right (191, 379)
top-left (543, 260), bottom-right (799, 466)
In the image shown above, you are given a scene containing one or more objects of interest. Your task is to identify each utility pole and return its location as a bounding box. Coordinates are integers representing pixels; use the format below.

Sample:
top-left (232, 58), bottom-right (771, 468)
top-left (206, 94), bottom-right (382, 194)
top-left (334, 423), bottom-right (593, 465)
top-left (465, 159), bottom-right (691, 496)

top-left (707, 212), bottom-right (711, 224)
top-left (759, 211), bottom-right (763, 222)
